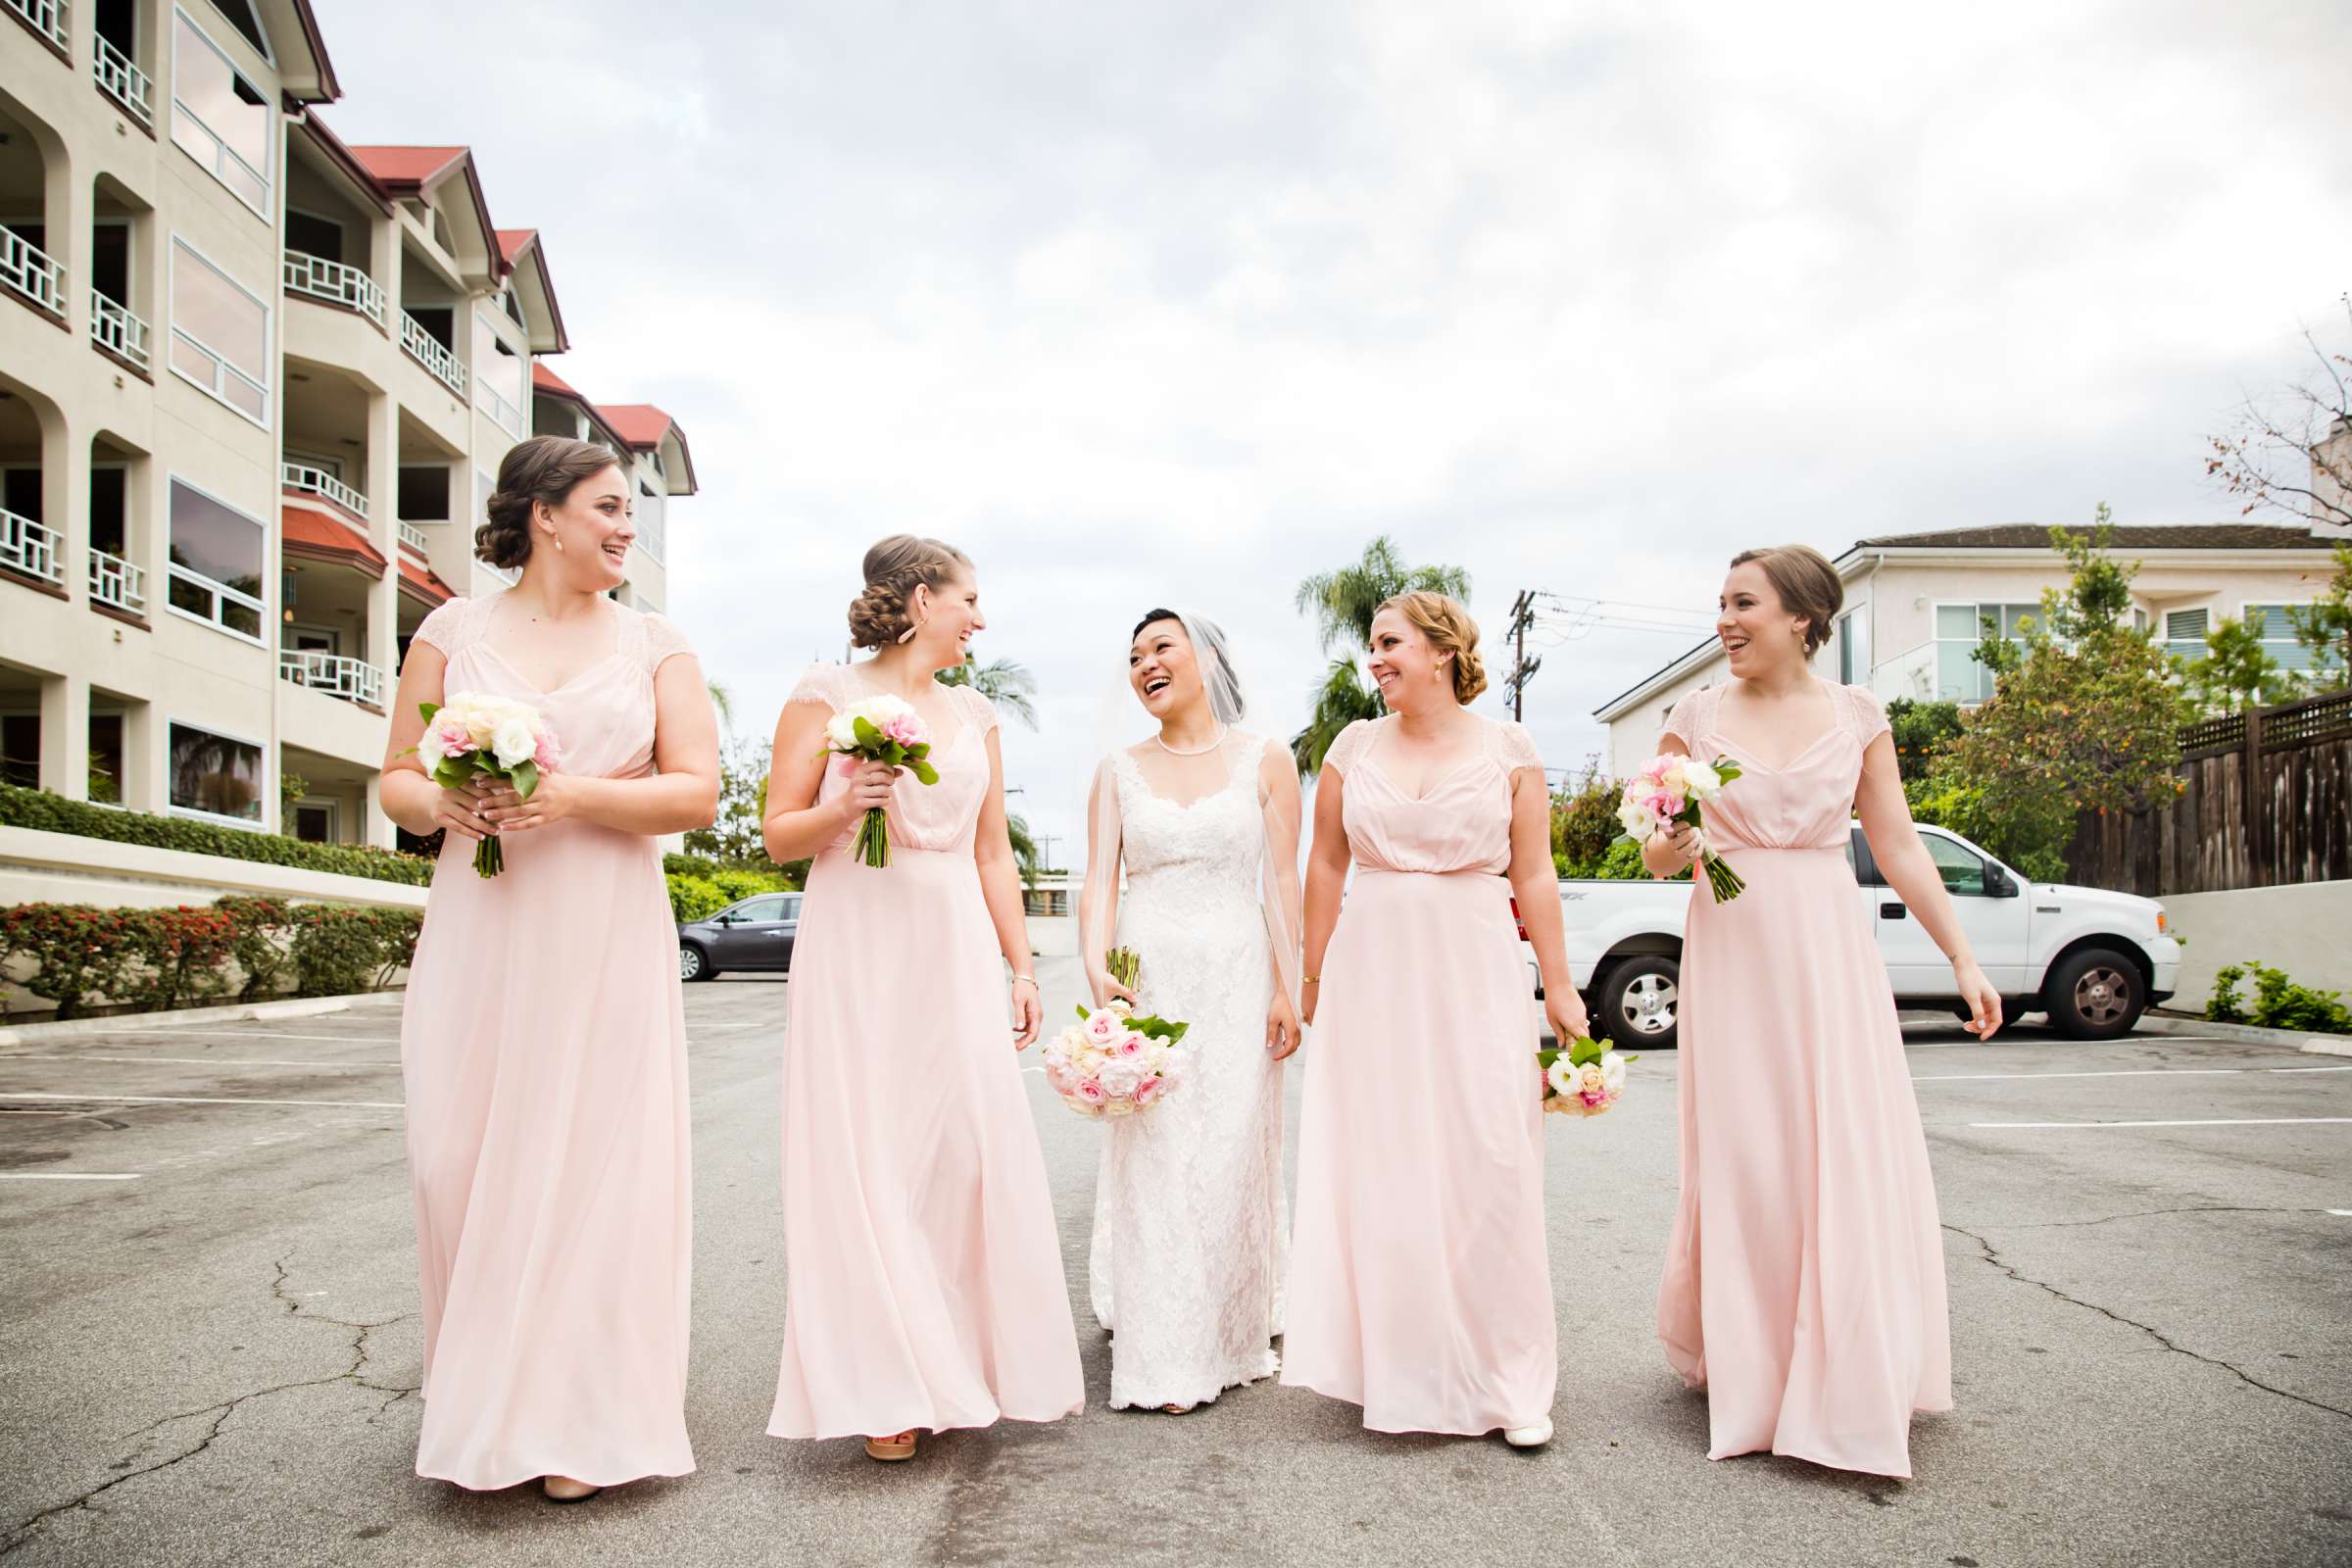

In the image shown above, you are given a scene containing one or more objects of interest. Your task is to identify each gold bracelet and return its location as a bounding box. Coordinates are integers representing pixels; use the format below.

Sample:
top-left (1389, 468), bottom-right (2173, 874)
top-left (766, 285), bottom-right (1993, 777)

top-left (1303, 973), bottom-right (1321, 985)
top-left (1009, 974), bottom-right (1039, 990)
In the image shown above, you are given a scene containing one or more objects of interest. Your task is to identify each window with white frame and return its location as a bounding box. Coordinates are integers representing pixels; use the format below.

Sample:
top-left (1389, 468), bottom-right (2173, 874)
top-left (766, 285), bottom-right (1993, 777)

top-left (635, 480), bottom-right (665, 564)
top-left (2243, 603), bottom-right (2316, 671)
top-left (1837, 607), bottom-right (1871, 686)
top-left (2161, 607), bottom-right (2211, 664)
top-left (171, 9), bottom-right (273, 217)
top-left (474, 312), bottom-right (526, 435)
top-left (168, 720), bottom-right (264, 824)
top-left (166, 478), bottom-right (265, 640)
top-left (1934, 602), bottom-right (2043, 703)
top-left (170, 238), bottom-right (270, 423)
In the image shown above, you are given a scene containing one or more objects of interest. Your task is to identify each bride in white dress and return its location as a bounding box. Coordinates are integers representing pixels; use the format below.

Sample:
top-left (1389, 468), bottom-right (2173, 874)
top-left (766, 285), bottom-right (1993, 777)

top-left (1081, 610), bottom-right (1306, 1413)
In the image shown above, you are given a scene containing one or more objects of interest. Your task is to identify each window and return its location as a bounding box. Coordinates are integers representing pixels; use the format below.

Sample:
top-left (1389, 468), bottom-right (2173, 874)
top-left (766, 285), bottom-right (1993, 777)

top-left (170, 238), bottom-right (270, 423)
top-left (0, 715), bottom-right (37, 789)
top-left (398, 466), bottom-right (451, 521)
top-left (285, 210), bottom-right (344, 265)
top-left (2244, 603), bottom-right (2316, 671)
top-left (731, 896), bottom-right (789, 923)
top-left (2, 467), bottom-right (39, 522)
top-left (171, 10), bottom-right (272, 217)
top-left (88, 711), bottom-right (125, 805)
top-left (89, 467), bottom-right (127, 557)
top-left (1922, 834), bottom-right (1987, 897)
top-left (168, 720), bottom-right (263, 824)
top-left (167, 477), bottom-right (264, 640)
top-left (636, 480), bottom-right (665, 564)
top-left (1838, 608), bottom-right (1871, 686)
top-left (2161, 607), bottom-right (2210, 663)
top-left (204, 0), bottom-right (270, 57)
top-left (92, 222), bottom-right (131, 306)
top-left (290, 800), bottom-right (335, 843)
top-left (1934, 602), bottom-right (2042, 704)
top-left (475, 312), bottom-right (526, 434)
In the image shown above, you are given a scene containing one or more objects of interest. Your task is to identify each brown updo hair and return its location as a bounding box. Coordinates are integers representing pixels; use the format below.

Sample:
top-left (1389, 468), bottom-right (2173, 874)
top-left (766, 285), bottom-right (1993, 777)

top-left (848, 534), bottom-right (973, 649)
top-left (1376, 591), bottom-right (1489, 704)
top-left (476, 436), bottom-right (625, 569)
top-left (1728, 544), bottom-right (1843, 654)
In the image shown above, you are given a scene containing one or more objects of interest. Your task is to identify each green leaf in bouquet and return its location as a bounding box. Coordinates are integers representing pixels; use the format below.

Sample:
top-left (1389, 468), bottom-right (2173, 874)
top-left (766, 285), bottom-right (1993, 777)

top-left (1076, 1004), bottom-right (1092, 1022)
top-left (907, 759), bottom-right (940, 786)
top-left (418, 702), bottom-right (441, 723)
top-left (1567, 1034), bottom-right (1605, 1068)
top-left (906, 741), bottom-right (932, 761)
top-left (429, 759), bottom-right (473, 790)
top-left (852, 715), bottom-right (882, 747)
top-left (1537, 1047), bottom-right (1562, 1069)
top-left (510, 760), bottom-right (540, 802)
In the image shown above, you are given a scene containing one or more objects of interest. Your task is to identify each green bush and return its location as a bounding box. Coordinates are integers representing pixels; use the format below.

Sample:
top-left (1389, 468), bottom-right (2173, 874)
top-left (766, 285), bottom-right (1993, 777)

top-left (1, 898), bottom-right (419, 1019)
top-left (666, 873), bottom-right (728, 923)
top-left (288, 906), bottom-right (422, 998)
top-left (1549, 762), bottom-right (1624, 876)
top-left (0, 782), bottom-right (431, 887)
top-left (2206, 960), bottom-right (2352, 1034)
top-left (1884, 698), bottom-right (1965, 784)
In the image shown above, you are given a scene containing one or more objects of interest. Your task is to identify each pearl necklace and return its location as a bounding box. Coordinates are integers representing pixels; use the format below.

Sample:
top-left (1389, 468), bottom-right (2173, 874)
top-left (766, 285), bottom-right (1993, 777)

top-left (1154, 724), bottom-right (1228, 758)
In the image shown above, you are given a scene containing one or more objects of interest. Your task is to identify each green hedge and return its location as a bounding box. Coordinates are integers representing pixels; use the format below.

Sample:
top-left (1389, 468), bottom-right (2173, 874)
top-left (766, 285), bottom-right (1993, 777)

top-left (1, 898), bottom-right (423, 1019)
top-left (2207, 960), bottom-right (2352, 1035)
top-left (665, 866), bottom-right (800, 922)
top-left (0, 782), bottom-right (433, 887)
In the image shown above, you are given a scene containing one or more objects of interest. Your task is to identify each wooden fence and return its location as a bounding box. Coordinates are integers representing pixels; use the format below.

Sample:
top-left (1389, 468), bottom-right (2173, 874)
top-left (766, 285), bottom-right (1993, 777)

top-left (2064, 689), bottom-right (2352, 896)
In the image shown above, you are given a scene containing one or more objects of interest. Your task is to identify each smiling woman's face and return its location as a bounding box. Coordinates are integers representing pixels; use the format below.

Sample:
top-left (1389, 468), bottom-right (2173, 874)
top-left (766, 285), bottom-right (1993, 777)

top-left (1129, 617), bottom-right (1203, 719)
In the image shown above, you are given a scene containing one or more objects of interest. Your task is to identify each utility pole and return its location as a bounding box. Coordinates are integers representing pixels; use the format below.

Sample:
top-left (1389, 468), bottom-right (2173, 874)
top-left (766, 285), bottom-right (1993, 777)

top-left (1504, 590), bottom-right (1542, 722)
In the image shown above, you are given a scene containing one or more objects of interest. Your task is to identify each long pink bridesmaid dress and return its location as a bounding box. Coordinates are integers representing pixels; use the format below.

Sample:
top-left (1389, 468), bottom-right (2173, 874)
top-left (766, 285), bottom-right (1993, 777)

top-left (400, 594), bottom-right (697, 1490)
top-left (1654, 680), bottom-right (1952, 1478)
top-left (767, 665), bottom-right (1083, 1442)
top-left (1283, 714), bottom-right (1556, 1435)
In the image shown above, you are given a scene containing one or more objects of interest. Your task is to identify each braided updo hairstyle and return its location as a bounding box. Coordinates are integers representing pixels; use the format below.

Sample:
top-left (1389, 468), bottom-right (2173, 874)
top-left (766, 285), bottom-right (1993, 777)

top-left (848, 534), bottom-right (973, 649)
top-left (1376, 591), bottom-right (1490, 704)
top-left (476, 435), bottom-right (625, 569)
top-left (1728, 544), bottom-right (1843, 654)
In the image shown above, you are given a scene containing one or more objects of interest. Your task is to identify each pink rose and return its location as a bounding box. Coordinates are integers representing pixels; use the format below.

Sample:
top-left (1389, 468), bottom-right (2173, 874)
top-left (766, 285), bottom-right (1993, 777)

top-left (1114, 1032), bottom-right (1148, 1058)
top-left (1075, 1079), bottom-right (1107, 1104)
top-left (1084, 1011), bottom-right (1121, 1046)
top-left (533, 728), bottom-right (564, 771)
top-left (883, 711), bottom-right (925, 747)
top-left (432, 716), bottom-right (475, 756)
top-left (1643, 791), bottom-right (1677, 819)
top-left (1133, 1074), bottom-right (1162, 1105)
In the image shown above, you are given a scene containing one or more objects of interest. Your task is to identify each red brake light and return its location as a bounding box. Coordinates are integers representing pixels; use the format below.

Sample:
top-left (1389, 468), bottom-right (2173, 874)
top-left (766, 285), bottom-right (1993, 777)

top-left (1511, 896), bottom-right (1527, 942)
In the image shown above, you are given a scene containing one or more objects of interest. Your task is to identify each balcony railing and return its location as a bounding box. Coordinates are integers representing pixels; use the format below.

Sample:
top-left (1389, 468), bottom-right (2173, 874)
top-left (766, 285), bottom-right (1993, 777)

top-left (1, 509), bottom-right (65, 586)
top-left (94, 34), bottom-right (155, 126)
top-left (5, 0), bottom-right (67, 51)
top-left (398, 519), bottom-right (430, 556)
top-left (400, 312), bottom-right (466, 397)
top-left (279, 649), bottom-right (386, 710)
top-left (90, 290), bottom-right (151, 370)
top-left (1, 226), bottom-right (66, 318)
top-left (284, 252), bottom-right (387, 329)
top-left (88, 549), bottom-right (146, 616)
top-left (282, 464), bottom-right (368, 520)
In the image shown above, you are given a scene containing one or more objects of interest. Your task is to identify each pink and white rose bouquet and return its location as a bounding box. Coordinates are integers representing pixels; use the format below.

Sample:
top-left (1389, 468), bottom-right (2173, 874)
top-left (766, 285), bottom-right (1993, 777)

top-left (1615, 752), bottom-right (1747, 901)
top-left (1540, 1032), bottom-right (1633, 1118)
top-left (409, 691), bottom-right (563, 878)
top-left (816, 695), bottom-right (940, 868)
top-left (1045, 956), bottom-right (1193, 1119)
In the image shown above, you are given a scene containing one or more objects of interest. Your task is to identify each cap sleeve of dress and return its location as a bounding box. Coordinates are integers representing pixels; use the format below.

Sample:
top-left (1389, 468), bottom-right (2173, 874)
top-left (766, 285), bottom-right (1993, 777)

top-left (410, 597), bottom-right (471, 658)
top-left (786, 662), bottom-right (849, 711)
top-left (1323, 718), bottom-right (1376, 776)
top-left (1491, 718), bottom-right (1544, 775)
top-left (641, 611), bottom-right (696, 675)
top-left (1844, 684), bottom-right (1891, 748)
top-left (957, 684), bottom-right (1001, 739)
top-left (1659, 688), bottom-right (1704, 755)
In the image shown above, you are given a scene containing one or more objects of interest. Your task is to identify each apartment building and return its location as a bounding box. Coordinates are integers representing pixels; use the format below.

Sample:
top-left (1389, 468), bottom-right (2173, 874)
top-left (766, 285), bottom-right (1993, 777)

top-left (1, 1), bottom-right (693, 852)
top-left (1594, 523), bottom-right (2343, 778)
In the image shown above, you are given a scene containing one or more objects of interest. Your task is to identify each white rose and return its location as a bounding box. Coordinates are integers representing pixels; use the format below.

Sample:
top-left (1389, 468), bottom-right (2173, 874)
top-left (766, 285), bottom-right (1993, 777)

top-left (1681, 760), bottom-right (1721, 795)
top-left (1599, 1053), bottom-right (1627, 1092)
top-left (1544, 1058), bottom-right (1579, 1098)
top-left (491, 717), bottom-right (538, 769)
top-left (1616, 802), bottom-right (1651, 839)
top-left (825, 711), bottom-right (860, 750)
top-left (1098, 1059), bottom-right (1142, 1098)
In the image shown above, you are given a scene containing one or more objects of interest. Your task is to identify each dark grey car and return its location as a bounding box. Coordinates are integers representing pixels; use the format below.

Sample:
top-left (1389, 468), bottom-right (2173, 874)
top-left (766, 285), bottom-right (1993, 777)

top-left (678, 892), bottom-right (802, 982)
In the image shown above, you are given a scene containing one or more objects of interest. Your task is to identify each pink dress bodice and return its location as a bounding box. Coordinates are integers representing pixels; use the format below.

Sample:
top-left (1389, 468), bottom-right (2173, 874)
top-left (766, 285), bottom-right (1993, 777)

top-left (1326, 714), bottom-right (1544, 875)
top-left (789, 663), bottom-right (998, 856)
top-left (1661, 681), bottom-right (1889, 853)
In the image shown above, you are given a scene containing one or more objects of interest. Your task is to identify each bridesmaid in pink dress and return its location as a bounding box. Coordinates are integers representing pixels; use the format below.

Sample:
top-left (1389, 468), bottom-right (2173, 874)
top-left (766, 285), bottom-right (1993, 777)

top-left (381, 437), bottom-right (720, 1501)
top-left (1647, 544), bottom-right (2003, 1478)
top-left (1285, 593), bottom-right (1588, 1446)
top-left (760, 535), bottom-right (1082, 1463)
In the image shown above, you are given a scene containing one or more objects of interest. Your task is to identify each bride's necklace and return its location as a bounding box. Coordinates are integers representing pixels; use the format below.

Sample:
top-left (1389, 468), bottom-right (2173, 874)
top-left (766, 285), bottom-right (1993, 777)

top-left (1154, 723), bottom-right (1227, 758)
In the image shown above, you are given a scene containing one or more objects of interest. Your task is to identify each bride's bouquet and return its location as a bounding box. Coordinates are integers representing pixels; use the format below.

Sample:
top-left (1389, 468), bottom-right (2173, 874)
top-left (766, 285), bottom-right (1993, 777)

top-left (1541, 1033), bottom-right (1633, 1118)
top-left (1614, 753), bottom-right (1747, 902)
top-left (1044, 950), bottom-right (1192, 1119)
top-left (411, 692), bottom-right (563, 878)
top-left (817, 695), bottom-right (939, 867)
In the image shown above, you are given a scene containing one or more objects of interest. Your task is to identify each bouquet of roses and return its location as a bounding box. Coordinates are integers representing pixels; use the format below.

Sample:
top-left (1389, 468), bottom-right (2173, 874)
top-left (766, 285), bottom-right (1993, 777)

top-left (410, 692), bottom-right (562, 878)
top-left (1043, 950), bottom-right (1192, 1119)
top-left (1540, 1033), bottom-right (1633, 1118)
top-left (1614, 752), bottom-right (1747, 902)
top-left (817, 695), bottom-right (939, 867)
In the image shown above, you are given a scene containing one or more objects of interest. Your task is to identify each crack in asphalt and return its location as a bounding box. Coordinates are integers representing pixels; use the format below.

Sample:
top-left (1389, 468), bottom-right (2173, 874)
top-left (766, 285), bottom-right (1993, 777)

top-left (2004, 1206), bottom-right (2334, 1230)
top-left (1942, 1223), bottom-right (2352, 1424)
top-left (0, 1254), bottom-right (416, 1558)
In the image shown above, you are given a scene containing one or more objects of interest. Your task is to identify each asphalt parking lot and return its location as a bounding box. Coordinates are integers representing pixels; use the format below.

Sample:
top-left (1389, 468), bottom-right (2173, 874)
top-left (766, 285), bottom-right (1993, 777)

top-left (1, 966), bottom-right (2347, 1567)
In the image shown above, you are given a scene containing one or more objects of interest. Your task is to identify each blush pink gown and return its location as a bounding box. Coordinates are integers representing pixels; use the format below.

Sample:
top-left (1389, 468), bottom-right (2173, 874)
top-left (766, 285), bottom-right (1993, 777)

top-left (767, 665), bottom-right (1083, 1442)
top-left (1654, 680), bottom-right (1952, 1478)
top-left (1283, 714), bottom-right (1556, 1436)
top-left (399, 594), bottom-right (697, 1490)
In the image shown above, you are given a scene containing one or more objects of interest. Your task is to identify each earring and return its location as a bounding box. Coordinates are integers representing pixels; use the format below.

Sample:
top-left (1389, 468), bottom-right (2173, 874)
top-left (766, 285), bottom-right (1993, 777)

top-left (896, 614), bottom-right (927, 646)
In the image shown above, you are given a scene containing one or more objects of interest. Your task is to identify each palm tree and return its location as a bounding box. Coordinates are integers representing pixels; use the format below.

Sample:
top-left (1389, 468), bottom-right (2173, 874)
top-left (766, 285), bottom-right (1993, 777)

top-left (936, 653), bottom-right (1040, 730)
top-left (706, 677), bottom-right (737, 733)
top-left (1004, 809), bottom-right (1043, 889)
top-left (1289, 535), bottom-right (1472, 774)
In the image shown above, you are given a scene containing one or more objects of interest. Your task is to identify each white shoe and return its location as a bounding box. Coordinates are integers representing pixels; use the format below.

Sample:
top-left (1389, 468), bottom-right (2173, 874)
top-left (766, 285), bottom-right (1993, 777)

top-left (1502, 1418), bottom-right (1552, 1448)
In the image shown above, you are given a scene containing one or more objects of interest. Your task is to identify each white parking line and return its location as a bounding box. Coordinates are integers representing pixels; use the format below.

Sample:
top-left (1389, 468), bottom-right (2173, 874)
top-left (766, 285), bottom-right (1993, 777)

top-left (0, 1172), bottom-right (140, 1181)
top-left (1971, 1117), bottom-right (2352, 1130)
top-left (92, 1031), bottom-right (403, 1044)
top-left (0, 1055), bottom-right (399, 1069)
top-left (0, 1093), bottom-right (403, 1110)
top-left (1917, 1066), bottom-right (2352, 1083)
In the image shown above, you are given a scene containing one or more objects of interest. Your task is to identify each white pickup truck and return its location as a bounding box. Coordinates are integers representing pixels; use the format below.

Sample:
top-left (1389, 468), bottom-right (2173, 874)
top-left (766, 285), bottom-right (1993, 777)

top-left (1528, 823), bottom-right (2181, 1050)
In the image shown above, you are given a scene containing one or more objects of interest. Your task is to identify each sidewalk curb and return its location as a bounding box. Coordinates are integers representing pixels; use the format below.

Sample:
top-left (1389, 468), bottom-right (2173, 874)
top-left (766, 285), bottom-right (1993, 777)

top-left (2138, 1010), bottom-right (2350, 1054)
top-left (0, 992), bottom-right (401, 1047)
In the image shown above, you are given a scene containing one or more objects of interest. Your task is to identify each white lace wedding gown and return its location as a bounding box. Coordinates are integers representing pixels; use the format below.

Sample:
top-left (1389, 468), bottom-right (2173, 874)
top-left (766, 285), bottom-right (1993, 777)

top-left (1085, 734), bottom-right (1296, 1410)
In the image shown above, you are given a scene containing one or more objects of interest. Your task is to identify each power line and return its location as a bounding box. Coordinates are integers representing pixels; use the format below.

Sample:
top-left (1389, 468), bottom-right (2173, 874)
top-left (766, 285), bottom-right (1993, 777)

top-left (1504, 590), bottom-right (1542, 722)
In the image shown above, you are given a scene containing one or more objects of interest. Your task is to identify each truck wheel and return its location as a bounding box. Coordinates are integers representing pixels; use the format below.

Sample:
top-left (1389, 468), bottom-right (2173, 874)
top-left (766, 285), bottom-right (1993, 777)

top-left (679, 943), bottom-right (715, 983)
top-left (2043, 948), bottom-right (2142, 1039)
top-left (1599, 956), bottom-right (1680, 1051)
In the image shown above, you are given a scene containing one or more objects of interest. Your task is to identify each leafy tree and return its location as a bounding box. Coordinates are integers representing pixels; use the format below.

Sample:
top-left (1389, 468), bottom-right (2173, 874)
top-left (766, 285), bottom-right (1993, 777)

top-left (1930, 511), bottom-right (2192, 881)
top-left (1548, 760), bottom-right (1623, 876)
top-left (1290, 535), bottom-right (1471, 775)
top-left (1883, 698), bottom-right (1965, 784)
top-left (2179, 614), bottom-right (2296, 714)
top-left (1004, 809), bottom-right (1042, 889)
top-left (2286, 541), bottom-right (2352, 694)
top-left (685, 734), bottom-right (774, 866)
top-left (937, 654), bottom-right (1040, 730)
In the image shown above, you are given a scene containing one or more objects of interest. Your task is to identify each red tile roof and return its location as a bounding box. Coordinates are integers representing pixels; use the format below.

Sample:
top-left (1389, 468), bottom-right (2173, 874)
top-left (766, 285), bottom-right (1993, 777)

top-left (398, 555), bottom-right (456, 607)
top-left (598, 404), bottom-right (698, 493)
top-left (281, 503), bottom-right (386, 579)
top-left (532, 363), bottom-right (582, 397)
top-left (294, 116), bottom-right (392, 213)
top-left (495, 228), bottom-right (537, 267)
top-left (1854, 523), bottom-right (2329, 552)
top-left (346, 145), bottom-right (467, 188)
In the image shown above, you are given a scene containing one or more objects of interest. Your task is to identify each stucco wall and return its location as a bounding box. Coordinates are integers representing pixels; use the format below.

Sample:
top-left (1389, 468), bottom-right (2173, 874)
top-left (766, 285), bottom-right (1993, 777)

top-left (2158, 879), bottom-right (2352, 1014)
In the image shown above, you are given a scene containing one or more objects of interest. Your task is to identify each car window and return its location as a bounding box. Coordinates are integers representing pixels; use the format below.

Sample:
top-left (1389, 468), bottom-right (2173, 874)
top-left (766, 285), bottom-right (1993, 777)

top-left (732, 896), bottom-right (788, 922)
top-left (782, 896), bottom-right (804, 921)
top-left (1922, 835), bottom-right (1987, 897)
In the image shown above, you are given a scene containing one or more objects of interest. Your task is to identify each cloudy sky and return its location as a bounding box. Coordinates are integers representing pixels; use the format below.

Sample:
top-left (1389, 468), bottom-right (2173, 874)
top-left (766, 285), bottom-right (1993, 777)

top-left (316, 0), bottom-right (2352, 862)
